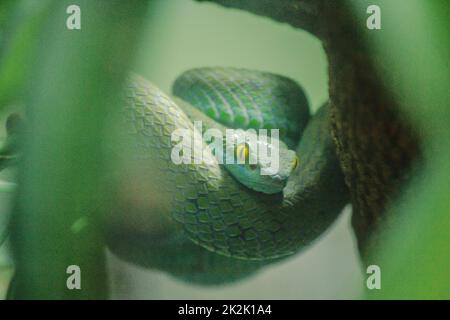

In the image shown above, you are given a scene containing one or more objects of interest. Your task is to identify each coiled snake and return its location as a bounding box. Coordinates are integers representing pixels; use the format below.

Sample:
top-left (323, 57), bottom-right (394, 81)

top-left (107, 67), bottom-right (348, 284)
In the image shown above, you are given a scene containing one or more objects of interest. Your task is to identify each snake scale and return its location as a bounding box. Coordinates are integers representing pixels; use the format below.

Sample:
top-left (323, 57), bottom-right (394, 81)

top-left (107, 67), bottom-right (348, 284)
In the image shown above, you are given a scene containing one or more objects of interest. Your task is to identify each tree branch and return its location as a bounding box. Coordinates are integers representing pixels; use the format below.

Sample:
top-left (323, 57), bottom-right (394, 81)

top-left (197, 0), bottom-right (321, 37)
top-left (196, 0), bottom-right (421, 261)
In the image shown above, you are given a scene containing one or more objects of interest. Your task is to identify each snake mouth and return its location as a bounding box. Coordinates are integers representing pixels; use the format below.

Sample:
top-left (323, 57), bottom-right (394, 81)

top-left (271, 174), bottom-right (285, 181)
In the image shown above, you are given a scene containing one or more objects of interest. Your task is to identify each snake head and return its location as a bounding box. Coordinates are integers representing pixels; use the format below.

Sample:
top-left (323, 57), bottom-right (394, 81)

top-left (224, 133), bottom-right (298, 194)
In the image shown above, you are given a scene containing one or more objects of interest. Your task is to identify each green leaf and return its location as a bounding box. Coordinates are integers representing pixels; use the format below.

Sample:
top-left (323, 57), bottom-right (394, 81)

top-left (9, 0), bottom-right (149, 299)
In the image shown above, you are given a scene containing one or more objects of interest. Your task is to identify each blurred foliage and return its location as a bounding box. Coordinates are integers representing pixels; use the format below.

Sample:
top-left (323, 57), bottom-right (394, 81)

top-left (349, 0), bottom-right (449, 298)
top-left (0, 0), bottom-right (52, 108)
top-left (1, 0), bottom-right (149, 299)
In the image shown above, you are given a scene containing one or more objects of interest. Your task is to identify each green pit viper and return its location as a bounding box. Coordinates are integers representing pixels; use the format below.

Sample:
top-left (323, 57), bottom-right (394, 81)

top-left (106, 67), bottom-right (348, 284)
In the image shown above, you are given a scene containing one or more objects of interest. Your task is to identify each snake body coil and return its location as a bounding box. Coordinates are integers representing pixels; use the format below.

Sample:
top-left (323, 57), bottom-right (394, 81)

top-left (108, 68), bottom-right (348, 282)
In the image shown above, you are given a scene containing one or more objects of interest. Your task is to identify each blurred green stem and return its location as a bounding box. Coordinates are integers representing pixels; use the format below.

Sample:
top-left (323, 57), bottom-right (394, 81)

top-left (0, 181), bottom-right (16, 193)
top-left (9, 0), bottom-right (149, 299)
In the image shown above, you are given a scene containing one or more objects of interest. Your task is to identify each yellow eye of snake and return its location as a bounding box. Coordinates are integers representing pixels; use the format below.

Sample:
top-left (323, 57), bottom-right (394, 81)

top-left (292, 157), bottom-right (299, 170)
top-left (236, 143), bottom-right (250, 163)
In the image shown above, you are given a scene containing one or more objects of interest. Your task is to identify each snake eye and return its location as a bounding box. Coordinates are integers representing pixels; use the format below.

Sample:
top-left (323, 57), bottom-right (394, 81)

top-left (235, 143), bottom-right (250, 164)
top-left (249, 164), bottom-right (257, 170)
top-left (292, 157), bottom-right (299, 170)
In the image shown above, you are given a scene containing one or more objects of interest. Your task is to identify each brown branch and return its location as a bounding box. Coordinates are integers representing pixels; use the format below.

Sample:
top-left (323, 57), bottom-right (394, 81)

top-left (196, 0), bottom-right (421, 261)
top-left (196, 0), bottom-right (321, 37)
